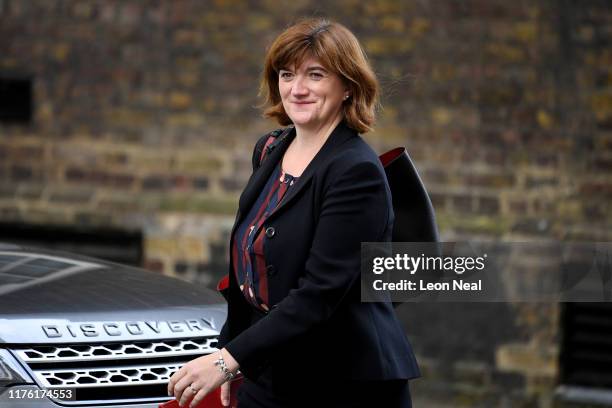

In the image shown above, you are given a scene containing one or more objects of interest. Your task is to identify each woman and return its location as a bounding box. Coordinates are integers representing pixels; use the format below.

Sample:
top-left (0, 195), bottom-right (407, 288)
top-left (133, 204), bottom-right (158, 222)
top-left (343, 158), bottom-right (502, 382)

top-left (168, 17), bottom-right (420, 408)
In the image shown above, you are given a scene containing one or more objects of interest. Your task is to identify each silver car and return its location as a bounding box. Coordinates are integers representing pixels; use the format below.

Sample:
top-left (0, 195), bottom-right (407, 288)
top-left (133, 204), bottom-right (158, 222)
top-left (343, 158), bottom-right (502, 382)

top-left (0, 243), bottom-right (227, 407)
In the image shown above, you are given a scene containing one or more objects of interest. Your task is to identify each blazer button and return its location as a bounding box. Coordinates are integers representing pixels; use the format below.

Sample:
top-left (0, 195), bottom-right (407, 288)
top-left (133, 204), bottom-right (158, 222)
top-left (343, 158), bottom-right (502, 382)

top-left (266, 265), bottom-right (276, 277)
top-left (265, 227), bottom-right (275, 238)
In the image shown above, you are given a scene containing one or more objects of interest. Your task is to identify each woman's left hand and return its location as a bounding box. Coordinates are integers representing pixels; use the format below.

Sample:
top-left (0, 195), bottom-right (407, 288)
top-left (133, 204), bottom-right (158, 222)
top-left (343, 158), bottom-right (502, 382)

top-left (167, 348), bottom-right (239, 408)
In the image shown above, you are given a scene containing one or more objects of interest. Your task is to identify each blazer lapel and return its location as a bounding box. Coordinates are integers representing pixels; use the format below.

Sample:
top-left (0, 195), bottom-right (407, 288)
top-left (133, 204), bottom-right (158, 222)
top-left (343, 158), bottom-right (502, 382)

top-left (235, 120), bottom-right (356, 228)
top-left (237, 126), bottom-right (296, 220)
top-left (269, 120), bottom-right (356, 218)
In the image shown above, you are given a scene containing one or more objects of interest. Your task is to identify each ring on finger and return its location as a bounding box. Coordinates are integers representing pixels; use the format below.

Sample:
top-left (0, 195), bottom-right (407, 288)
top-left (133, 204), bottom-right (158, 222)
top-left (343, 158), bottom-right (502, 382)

top-left (189, 384), bottom-right (198, 394)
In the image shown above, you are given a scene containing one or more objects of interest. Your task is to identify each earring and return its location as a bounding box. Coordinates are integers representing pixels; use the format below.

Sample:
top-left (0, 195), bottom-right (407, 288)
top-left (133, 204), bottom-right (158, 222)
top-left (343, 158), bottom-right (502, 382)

top-left (343, 94), bottom-right (349, 100)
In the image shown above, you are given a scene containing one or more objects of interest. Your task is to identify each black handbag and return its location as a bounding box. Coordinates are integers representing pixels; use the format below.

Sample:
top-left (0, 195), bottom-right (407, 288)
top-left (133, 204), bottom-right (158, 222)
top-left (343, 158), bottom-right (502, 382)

top-left (379, 147), bottom-right (440, 307)
top-left (379, 147), bottom-right (439, 243)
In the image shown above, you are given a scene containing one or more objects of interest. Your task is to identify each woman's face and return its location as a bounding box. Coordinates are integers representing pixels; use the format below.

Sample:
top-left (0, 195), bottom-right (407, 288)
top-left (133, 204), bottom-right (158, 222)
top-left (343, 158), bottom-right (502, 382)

top-left (278, 55), bottom-right (347, 130)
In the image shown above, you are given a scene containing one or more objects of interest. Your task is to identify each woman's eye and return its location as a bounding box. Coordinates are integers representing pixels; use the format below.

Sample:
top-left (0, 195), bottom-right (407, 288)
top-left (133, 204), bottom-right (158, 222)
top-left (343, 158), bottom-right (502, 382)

top-left (310, 72), bottom-right (324, 79)
top-left (280, 72), bottom-right (293, 79)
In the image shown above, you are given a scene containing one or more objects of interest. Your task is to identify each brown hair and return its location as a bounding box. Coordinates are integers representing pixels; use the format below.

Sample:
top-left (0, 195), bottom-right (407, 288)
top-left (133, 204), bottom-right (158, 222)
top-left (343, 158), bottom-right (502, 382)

top-left (259, 17), bottom-right (380, 133)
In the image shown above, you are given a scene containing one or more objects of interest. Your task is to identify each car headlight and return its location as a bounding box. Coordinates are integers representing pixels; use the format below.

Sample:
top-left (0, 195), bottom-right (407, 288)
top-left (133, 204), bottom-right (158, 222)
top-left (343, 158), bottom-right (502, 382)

top-left (0, 348), bottom-right (33, 387)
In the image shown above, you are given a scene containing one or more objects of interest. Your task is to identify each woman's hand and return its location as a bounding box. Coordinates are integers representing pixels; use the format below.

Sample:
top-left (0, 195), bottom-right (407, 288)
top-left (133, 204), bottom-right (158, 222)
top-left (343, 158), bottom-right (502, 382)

top-left (167, 348), bottom-right (239, 408)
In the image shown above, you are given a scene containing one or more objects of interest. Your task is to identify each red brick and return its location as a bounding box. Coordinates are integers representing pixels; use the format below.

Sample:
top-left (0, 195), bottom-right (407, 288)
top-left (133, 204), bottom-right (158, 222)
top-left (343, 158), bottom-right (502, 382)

top-left (11, 145), bottom-right (44, 160)
top-left (580, 182), bottom-right (612, 198)
top-left (143, 258), bottom-right (164, 273)
top-left (510, 200), bottom-right (528, 214)
top-left (172, 175), bottom-right (191, 191)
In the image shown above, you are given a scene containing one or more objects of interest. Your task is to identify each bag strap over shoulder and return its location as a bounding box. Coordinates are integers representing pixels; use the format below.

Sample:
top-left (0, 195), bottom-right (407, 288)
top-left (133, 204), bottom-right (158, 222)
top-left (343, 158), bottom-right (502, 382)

top-left (257, 125), bottom-right (295, 167)
top-left (259, 133), bottom-right (278, 165)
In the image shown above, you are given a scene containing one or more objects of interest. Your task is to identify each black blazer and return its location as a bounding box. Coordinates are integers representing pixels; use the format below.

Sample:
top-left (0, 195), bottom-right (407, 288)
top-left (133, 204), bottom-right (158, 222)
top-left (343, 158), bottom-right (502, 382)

top-left (218, 120), bottom-right (420, 386)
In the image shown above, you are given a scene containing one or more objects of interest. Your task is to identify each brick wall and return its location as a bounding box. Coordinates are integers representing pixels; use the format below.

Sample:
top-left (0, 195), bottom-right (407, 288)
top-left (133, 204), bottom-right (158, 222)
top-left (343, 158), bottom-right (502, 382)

top-left (1, 1), bottom-right (610, 406)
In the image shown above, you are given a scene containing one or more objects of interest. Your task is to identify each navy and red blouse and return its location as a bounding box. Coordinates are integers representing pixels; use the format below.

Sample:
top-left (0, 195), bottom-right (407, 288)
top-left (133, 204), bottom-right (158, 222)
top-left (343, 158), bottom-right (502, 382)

top-left (231, 161), bottom-right (298, 312)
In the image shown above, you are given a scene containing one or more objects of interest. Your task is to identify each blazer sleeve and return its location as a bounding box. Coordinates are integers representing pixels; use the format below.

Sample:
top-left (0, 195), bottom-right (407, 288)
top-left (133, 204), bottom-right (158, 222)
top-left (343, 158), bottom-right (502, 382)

top-left (223, 160), bottom-right (390, 378)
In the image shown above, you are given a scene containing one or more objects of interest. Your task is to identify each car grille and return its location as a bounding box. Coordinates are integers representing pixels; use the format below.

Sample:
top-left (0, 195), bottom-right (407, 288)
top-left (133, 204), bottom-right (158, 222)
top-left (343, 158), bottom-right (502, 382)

top-left (11, 336), bottom-right (218, 405)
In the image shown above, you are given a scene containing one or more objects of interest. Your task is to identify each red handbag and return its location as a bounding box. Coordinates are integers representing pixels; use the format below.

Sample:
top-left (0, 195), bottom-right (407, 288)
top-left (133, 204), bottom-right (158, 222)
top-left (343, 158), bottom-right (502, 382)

top-left (159, 374), bottom-right (243, 408)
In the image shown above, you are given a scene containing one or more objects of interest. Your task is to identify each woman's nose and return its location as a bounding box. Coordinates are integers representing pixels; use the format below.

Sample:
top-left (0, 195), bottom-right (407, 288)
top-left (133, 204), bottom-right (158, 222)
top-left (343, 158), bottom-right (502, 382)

top-left (291, 76), bottom-right (308, 96)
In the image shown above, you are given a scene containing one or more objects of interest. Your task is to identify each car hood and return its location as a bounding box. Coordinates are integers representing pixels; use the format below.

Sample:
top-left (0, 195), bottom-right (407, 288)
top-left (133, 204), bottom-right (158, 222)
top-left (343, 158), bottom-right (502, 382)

top-left (0, 244), bottom-right (227, 344)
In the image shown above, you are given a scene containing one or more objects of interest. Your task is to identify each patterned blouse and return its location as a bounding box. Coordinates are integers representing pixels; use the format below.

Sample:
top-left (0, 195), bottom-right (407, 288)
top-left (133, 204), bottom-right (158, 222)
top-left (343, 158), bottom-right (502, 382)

top-left (231, 161), bottom-right (298, 312)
